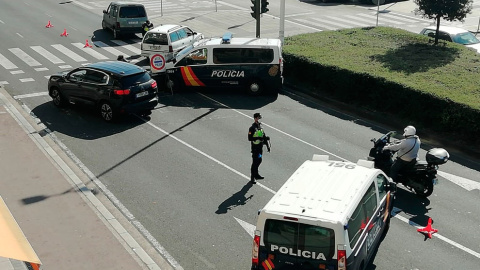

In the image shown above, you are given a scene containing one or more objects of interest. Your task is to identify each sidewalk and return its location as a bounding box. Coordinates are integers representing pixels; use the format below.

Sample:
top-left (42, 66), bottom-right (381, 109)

top-left (0, 86), bottom-right (167, 270)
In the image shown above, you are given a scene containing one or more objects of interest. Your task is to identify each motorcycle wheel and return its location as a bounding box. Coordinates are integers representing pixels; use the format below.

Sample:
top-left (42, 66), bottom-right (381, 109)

top-left (414, 179), bottom-right (434, 197)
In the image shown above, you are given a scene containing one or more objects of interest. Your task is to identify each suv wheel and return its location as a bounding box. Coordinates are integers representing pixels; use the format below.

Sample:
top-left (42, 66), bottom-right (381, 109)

top-left (100, 102), bottom-right (115, 122)
top-left (50, 88), bottom-right (66, 107)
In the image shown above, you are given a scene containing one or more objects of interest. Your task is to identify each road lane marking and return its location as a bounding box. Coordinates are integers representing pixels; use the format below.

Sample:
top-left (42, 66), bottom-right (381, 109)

top-left (31, 46), bottom-right (65, 64)
top-left (437, 171), bottom-right (480, 191)
top-left (51, 44), bottom-right (87, 62)
top-left (199, 93), bottom-right (348, 162)
top-left (72, 43), bottom-right (109, 60)
top-left (9, 48), bottom-right (42, 67)
top-left (236, 207), bottom-right (480, 260)
top-left (13, 92), bottom-right (49, 99)
top-left (19, 78), bottom-right (34, 82)
top-left (111, 40), bottom-right (141, 55)
top-left (94, 41), bottom-right (130, 58)
top-left (138, 116), bottom-right (277, 195)
top-left (0, 53), bottom-right (18, 70)
top-left (391, 207), bottom-right (480, 259)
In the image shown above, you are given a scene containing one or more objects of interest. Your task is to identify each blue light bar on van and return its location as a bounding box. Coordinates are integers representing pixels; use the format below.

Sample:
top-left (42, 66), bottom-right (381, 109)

top-left (222, 32), bottom-right (233, 44)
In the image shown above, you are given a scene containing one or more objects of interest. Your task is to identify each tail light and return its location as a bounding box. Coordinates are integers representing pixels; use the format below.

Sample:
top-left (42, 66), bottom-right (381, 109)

top-left (114, 89), bottom-right (130, 95)
top-left (252, 231), bottom-right (261, 268)
top-left (169, 45), bottom-right (173, 52)
top-left (337, 245), bottom-right (347, 270)
top-left (151, 81), bottom-right (157, 88)
top-left (116, 22), bottom-right (120, 29)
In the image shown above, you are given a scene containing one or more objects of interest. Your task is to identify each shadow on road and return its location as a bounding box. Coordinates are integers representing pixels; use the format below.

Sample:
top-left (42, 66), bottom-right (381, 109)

top-left (215, 183), bottom-right (254, 214)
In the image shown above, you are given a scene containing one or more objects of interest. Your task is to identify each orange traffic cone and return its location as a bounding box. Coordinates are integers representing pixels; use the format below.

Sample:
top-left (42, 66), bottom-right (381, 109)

top-left (84, 39), bottom-right (93, 48)
top-left (417, 217), bottom-right (438, 239)
top-left (60, 28), bottom-right (68, 37)
top-left (45, 20), bottom-right (53, 28)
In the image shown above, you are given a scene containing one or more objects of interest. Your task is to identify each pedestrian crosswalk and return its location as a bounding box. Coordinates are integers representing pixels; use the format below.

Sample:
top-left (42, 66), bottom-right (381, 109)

top-left (0, 39), bottom-right (145, 85)
top-left (73, 0), bottom-right (220, 13)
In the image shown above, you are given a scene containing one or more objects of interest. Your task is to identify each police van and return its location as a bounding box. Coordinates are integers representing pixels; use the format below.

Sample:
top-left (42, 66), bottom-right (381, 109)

top-left (165, 33), bottom-right (283, 95)
top-left (252, 155), bottom-right (395, 270)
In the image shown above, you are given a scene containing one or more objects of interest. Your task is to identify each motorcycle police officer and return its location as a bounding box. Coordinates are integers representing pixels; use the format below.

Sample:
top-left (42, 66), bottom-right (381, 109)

top-left (248, 113), bottom-right (270, 184)
top-left (383, 125), bottom-right (421, 183)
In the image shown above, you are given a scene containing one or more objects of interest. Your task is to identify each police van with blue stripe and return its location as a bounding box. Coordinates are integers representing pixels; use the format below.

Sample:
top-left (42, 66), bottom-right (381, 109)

top-left (165, 33), bottom-right (283, 95)
top-left (252, 155), bottom-right (396, 270)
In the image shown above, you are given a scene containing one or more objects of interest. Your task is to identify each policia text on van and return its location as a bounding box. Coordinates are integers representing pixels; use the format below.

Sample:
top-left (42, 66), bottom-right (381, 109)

top-left (166, 33), bottom-right (283, 95)
top-left (252, 155), bottom-right (396, 270)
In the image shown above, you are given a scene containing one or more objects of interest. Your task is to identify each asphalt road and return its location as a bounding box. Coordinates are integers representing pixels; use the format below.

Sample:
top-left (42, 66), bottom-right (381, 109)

top-left (1, 0), bottom-right (480, 269)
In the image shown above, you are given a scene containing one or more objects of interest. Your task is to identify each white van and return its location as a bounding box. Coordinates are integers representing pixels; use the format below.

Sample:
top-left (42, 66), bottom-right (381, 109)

top-left (165, 33), bottom-right (283, 95)
top-left (251, 155), bottom-right (396, 270)
top-left (140, 24), bottom-right (203, 60)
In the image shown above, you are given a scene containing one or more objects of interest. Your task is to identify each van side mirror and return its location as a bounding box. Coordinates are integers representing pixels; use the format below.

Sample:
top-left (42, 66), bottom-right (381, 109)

top-left (103, 10), bottom-right (107, 14)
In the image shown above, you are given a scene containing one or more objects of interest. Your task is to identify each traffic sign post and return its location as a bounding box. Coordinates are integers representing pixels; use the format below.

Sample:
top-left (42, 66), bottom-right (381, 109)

top-left (150, 54), bottom-right (166, 74)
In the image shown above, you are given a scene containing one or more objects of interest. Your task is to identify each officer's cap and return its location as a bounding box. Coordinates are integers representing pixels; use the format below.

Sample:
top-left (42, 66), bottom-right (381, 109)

top-left (254, 113), bottom-right (262, 119)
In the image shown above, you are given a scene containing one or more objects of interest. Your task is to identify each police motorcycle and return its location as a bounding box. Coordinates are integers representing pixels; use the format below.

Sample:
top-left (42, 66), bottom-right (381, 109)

top-left (368, 131), bottom-right (449, 197)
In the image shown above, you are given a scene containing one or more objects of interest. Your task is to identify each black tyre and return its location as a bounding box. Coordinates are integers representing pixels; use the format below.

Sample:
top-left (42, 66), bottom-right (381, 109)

top-left (414, 179), bottom-right (434, 197)
top-left (100, 102), bottom-right (115, 122)
top-left (246, 79), bottom-right (264, 96)
top-left (50, 87), bottom-right (66, 107)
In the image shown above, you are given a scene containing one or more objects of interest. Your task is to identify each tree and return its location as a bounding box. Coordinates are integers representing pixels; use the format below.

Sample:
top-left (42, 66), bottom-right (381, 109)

top-left (414, 0), bottom-right (473, 44)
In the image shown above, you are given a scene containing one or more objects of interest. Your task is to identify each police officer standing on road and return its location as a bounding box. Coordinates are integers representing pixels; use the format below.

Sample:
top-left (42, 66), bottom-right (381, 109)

top-left (248, 113), bottom-right (270, 184)
top-left (142, 20), bottom-right (153, 37)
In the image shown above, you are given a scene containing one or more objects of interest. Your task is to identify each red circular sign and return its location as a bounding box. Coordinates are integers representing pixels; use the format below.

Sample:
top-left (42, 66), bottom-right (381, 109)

top-left (150, 54), bottom-right (166, 71)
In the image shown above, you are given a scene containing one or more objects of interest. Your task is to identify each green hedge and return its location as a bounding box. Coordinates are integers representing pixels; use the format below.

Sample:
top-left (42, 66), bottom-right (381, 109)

top-left (283, 27), bottom-right (480, 144)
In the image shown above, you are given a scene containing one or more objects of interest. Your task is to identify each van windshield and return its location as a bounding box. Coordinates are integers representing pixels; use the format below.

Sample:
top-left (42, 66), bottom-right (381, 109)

top-left (143, 33), bottom-right (168, 45)
top-left (119, 6), bottom-right (146, 18)
top-left (264, 219), bottom-right (335, 260)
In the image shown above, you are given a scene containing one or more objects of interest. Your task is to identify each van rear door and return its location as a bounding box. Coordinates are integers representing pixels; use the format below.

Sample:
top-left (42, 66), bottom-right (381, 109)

top-left (259, 219), bottom-right (337, 269)
top-left (118, 5), bottom-right (146, 30)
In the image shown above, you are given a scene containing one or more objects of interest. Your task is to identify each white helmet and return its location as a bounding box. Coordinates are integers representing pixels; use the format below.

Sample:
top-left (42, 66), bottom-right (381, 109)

top-left (403, 125), bottom-right (416, 137)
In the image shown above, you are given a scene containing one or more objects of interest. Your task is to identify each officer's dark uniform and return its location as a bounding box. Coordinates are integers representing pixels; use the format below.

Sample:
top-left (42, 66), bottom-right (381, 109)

top-left (248, 113), bottom-right (269, 184)
top-left (142, 20), bottom-right (154, 37)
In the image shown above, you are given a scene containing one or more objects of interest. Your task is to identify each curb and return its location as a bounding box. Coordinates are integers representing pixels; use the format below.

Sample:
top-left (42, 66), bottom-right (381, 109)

top-left (0, 85), bottom-right (164, 270)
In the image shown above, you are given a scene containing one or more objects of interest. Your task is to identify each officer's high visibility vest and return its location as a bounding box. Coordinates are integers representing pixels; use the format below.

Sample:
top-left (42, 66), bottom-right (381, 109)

top-left (253, 129), bottom-right (264, 145)
top-left (144, 26), bottom-right (150, 31)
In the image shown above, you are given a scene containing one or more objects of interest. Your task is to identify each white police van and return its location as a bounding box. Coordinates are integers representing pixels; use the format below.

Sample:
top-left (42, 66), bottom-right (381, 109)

top-left (165, 33), bottom-right (283, 95)
top-left (252, 155), bottom-right (395, 270)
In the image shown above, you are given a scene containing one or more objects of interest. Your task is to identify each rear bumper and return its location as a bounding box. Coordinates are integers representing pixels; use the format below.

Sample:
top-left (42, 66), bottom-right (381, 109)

top-left (120, 96), bottom-right (158, 113)
top-left (118, 27), bottom-right (143, 34)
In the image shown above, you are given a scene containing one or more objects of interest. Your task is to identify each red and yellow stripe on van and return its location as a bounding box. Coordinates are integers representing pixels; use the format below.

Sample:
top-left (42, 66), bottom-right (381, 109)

top-left (180, 66), bottom-right (205, 87)
top-left (261, 257), bottom-right (275, 270)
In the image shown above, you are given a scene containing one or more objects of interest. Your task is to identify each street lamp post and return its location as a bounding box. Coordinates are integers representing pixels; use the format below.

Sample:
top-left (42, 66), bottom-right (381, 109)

top-left (279, 0), bottom-right (285, 44)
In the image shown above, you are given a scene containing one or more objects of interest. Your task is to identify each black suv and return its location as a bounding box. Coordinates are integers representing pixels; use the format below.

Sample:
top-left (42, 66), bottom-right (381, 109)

top-left (48, 61), bottom-right (158, 122)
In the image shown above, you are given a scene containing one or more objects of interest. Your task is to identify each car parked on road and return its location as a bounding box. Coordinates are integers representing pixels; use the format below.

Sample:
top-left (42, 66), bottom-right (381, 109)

top-left (102, 1), bottom-right (148, 39)
top-left (141, 24), bottom-right (204, 60)
top-left (420, 25), bottom-right (480, 53)
top-left (48, 61), bottom-right (158, 122)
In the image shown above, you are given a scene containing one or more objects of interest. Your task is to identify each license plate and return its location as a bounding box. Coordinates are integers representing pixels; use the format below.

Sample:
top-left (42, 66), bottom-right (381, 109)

top-left (136, 91), bottom-right (148, 98)
top-left (150, 45), bottom-right (162, 50)
top-left (128, 21), bottom-right (138, 24)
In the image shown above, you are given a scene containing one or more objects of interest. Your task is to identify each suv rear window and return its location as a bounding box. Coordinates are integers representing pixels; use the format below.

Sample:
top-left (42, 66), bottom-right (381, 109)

top-left (143, 33), bottom-right (168, 45)
top-left (119, 72), bottom-right (151, 86)
top-left (264, 219), bottom-right (335, 260)
top-left (119, 6), bottom-right (146, 18)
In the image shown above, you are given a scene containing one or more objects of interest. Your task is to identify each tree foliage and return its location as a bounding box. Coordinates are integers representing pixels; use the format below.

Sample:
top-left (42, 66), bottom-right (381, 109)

top-left (414, 0), bottom-right (473, 44)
